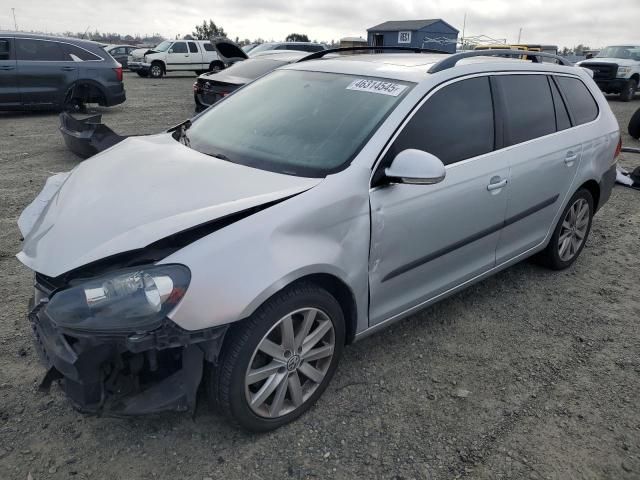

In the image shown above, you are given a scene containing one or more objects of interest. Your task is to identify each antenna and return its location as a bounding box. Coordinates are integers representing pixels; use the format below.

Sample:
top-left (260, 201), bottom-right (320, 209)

top-left (12, 7), bottom-right (18, 30)
top-left (517, 27), bottom-right (522, 44)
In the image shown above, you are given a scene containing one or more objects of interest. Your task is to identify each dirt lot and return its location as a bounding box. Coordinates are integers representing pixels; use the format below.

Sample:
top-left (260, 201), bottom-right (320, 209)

top-left (0, 72), bottom-right (639, 480)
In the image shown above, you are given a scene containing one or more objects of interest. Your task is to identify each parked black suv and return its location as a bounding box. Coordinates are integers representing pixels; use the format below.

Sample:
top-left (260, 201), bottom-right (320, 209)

top-left (0, 32), bottom-right (126, 111)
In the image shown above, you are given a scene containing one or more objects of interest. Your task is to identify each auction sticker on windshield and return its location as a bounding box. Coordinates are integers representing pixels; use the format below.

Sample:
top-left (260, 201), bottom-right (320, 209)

top-left (346, 79), bottom-right (407, 97)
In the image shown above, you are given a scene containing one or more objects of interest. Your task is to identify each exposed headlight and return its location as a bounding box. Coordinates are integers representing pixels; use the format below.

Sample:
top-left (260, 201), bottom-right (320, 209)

top-left (45, 264), bottom-right (190, 333)
top-left (617, 66), bottom-right (631, 78)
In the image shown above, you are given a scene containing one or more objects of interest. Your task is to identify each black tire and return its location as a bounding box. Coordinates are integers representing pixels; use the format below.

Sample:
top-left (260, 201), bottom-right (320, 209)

top-left (208, 61), bottom-right (224, 73)
top-left (149, 62), bottom-right (164, 79)
top-left (619, 78), bottom-right (637, 102)
top-left (209, 282), bottom-right (345, 432)
top-left (538, 188), bottom-right (594, 270)
top-left (136, 71), bottom-right (149, 78)
top-left (629, 107), bottom-right (640, 139)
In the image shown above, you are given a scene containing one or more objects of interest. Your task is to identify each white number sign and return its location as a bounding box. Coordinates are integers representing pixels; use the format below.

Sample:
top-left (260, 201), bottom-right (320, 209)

top-left (398, 31), bottom-right (411, 44)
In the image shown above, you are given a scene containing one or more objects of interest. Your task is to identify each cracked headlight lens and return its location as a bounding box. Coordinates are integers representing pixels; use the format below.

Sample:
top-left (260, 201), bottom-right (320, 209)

top-left (45, 264), bottom-right (190, 333)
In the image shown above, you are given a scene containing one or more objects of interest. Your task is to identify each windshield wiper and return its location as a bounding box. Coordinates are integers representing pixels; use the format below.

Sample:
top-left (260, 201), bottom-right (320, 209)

top-left (168, 119), bottom-right (192, 147)
top-left (205, 152), bottom-right (230, 161)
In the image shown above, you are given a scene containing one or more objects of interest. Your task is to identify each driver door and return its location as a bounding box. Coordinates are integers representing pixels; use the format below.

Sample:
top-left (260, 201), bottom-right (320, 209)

top-left (166, 41), bottom-right (191, 70)
top-left (368, 76), bottom-right (510, 325)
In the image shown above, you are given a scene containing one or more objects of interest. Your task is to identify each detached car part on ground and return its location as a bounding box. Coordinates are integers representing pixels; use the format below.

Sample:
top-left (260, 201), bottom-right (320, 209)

top-left (128, 37), bottom-right (247, 78)
top-left (21, 49), bottom-right (620, 431)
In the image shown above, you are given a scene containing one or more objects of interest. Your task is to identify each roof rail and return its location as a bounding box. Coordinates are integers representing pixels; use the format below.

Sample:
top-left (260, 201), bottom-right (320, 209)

top-left (297, 46), bottom-right (449, 63)
top-left (427, 49), bottom-right (573, 73)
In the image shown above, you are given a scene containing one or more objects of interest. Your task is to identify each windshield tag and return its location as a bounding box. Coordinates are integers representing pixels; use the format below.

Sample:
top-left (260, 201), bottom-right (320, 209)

top-left (346, 79), bottom-right (407, 97)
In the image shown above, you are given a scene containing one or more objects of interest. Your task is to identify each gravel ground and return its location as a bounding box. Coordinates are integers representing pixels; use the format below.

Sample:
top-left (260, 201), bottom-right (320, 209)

top-left (0, 72), bottom-right (639, 480)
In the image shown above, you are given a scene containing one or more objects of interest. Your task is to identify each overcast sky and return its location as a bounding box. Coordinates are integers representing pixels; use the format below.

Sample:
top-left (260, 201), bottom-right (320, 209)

top-left (1, 1), bottom-right (638, 48)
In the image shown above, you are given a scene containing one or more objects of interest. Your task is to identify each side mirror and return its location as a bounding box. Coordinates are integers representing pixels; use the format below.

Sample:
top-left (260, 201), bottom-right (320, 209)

top-left (168, 49), bottom-right (174, 54)
top-left (385, 149), bottom-right (446, 185)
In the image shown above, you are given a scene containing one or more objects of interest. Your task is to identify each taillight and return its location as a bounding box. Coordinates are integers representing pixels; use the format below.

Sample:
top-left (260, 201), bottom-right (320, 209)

top-left (113, 66), bottom-right (123, 82)
top-left (614, 135), bottom-right (622, 159)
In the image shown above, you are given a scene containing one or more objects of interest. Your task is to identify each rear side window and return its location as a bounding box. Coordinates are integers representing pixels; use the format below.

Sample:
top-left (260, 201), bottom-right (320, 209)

top-left (386, 76), bottom-right (495, 166)
top-left (203, 43), bottom-right (214, 52)
top-left (171, 42), bottom-right (187, 53)
top-left (0, 38), bottom-right (12, 60)
top-left (16, 39), bottom-right (67, 61)
top-left (63, 43), bottom-right (101, 61)
top-left (549, 77), bottom-right (571, 131)
top-left (494, 75), bottom-right (555, 146)
top-left (188, 42), bottom-right (198, 53)
top-left (555, 76), bottom-right (599, 125)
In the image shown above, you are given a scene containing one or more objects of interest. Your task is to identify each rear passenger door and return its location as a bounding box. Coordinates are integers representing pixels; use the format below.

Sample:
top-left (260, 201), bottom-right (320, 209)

top-left (493, 74), bottom-right (582, 263)
top-left (15, 38), bottom-right (78, 107)
top-left (0, 37), bottom-right (20, 107)
top-left (368, 76), bottom-right (510, 325)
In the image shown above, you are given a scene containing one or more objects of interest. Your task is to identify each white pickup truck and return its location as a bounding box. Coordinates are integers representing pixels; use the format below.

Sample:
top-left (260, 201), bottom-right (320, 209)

top-left (128, 39), bottom-right (247, 78)
top-left (578, 45), bottom-right (640, 101)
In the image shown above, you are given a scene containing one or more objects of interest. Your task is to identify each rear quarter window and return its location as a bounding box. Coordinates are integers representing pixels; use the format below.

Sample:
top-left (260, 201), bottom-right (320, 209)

top-left (493, 74), bottom-right (556, 146)
top-left (0, 38), bottom-right (12, 60)
top-left (555, 76), bottom-right (599, 125)
top-left (64, 43), bottom-right (102, 61)
top-left (203, 43), bottom-right (214, 52)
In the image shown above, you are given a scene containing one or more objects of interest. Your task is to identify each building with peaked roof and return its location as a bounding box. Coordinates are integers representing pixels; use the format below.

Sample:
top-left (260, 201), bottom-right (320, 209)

top-left (367, 19), bottom-right (459, 54)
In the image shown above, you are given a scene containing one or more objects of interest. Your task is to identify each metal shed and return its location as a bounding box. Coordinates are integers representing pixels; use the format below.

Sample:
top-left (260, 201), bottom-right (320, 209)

top-left (367, 19), bottom-right (459, 54)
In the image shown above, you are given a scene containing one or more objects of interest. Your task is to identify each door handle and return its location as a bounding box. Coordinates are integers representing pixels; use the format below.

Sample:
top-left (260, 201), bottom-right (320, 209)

top-left (487, 177), bottom-right (508, 191)
top-left (0, 65), bottom-right (15, 70)
top-left (61, 66), bottom-right (76, 71)
top-left (564, 151), bottom-right (578, 165)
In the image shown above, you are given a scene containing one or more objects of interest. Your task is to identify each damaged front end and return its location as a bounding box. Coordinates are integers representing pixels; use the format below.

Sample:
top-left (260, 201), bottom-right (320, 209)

top-left (29, 266), bottom-right (226, 416)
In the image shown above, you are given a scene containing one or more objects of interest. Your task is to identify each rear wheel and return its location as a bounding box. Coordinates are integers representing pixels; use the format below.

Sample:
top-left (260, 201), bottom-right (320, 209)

top-left (209, 283), bottom-right (344, 432)
top-left (620, 78), bottom-right (637, 102)
top-left (208, 61), bottom-right (224, 73)
top-left (538, 189), bottom-right (593, 270)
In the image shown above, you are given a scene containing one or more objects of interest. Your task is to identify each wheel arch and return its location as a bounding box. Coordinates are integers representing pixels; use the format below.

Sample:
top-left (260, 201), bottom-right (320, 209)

top-left (630, 73), bottom-right (639, 83)
top-left (578, 179), bottom-right (600, 210)
top-left (63, 79), bottom-right (107, 106)
top-left (151, 59), bottom-right (166, 73)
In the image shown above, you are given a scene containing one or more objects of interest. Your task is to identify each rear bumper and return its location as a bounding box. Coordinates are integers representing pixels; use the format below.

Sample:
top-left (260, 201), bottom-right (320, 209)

top-left (59, 112), bottom-right (128, 159)
top-left (103, 83), bottom-right (126, 107)
top-left (597, 163), bottom-right (617, 211)
top-left (595, 78), bottom-right (627, 93)
top-left (28, 294), bottom-right (227, 416)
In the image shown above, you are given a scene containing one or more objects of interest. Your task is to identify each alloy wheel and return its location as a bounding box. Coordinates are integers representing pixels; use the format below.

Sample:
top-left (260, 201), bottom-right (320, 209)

top-left (245, 308), bottom-right (335, 418)
top-left (558, 198), bottom-right (590, 262)
top-left (150, 65), bottom-right (162, 77)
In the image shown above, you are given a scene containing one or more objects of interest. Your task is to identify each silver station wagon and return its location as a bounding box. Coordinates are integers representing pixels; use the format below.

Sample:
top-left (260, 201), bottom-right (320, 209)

top-left (18, 48), bottom-right (619, 431)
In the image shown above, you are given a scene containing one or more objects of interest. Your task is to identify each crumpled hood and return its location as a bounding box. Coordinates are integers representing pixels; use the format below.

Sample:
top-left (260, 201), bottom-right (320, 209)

top-left (17, 134), bottom-right (321, 277)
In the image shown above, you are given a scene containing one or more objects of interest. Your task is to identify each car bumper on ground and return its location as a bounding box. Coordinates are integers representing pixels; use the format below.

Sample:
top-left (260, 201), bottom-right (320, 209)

top-left (59, 112), bottom-right (129, 158)
top-left (28, 283), bottom-right (227, 416)
top-left (595, 78), bottom-right (628, 94)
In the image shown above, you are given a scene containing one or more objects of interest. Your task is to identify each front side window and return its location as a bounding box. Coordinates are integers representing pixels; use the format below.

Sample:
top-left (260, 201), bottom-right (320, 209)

top-left (171, 42), bottom-right (188, 53)
top-left (494, 75), bottom-right (555, 146)
top-left (0, 38), bottom-right (12, 60)
top-left (555, 76), bottom-right (599, 126)
top-left (16, 39), bottom-right (67, 61)
top-left (385, 76), bottom-right (495, 167)
top-left (187, 70), bottom-right (413, 177)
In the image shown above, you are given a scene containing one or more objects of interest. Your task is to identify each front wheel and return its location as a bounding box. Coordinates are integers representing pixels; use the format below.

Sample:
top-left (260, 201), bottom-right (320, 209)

top-left (620, 78), bottom-right (637, 102)
top-left (538, 189), bottom-right (593, 270)
top-left (149, 62), bottom-right (164, 79)
top-left (209, 283), bottom-right (345, 432)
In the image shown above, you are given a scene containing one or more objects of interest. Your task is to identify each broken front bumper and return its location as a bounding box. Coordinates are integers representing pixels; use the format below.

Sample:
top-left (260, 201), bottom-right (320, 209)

top-left (28, 286), bottom-right (226, 416)
top-left (59, 112), bottom-right (129, 159)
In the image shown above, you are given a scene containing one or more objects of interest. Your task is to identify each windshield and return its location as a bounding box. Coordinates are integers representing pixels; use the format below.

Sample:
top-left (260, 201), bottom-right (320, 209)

top-left (596, 46), bottom-right (640, 60)
top-left (187, 70), bottom-right (413, 177)
top-left (154, 41), bottom-right (172, 52)
top-left (248, 43), bottom-right (278, 56)
top-left (215, 58), bottom-right (289, 80)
